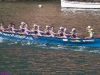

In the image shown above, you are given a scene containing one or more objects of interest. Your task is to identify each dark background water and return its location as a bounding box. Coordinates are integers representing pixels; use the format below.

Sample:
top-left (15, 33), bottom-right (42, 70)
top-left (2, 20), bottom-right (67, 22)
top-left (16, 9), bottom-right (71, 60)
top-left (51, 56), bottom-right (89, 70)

top-left (0, 39), bottom-right (100, 75)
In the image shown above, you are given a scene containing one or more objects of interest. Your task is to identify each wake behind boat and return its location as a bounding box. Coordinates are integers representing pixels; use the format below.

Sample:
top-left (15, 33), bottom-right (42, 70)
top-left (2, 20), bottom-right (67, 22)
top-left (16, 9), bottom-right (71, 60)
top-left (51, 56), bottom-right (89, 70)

top-left (61, 0), bottom-right (100, 9)
top-left (0, 31), bottom-right (100, 48)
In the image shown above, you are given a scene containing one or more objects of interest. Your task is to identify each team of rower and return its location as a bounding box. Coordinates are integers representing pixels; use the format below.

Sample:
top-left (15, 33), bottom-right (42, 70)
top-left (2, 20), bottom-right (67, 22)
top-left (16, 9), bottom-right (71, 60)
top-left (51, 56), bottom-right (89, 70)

top-left (0, 22), bottom-right (94, 39)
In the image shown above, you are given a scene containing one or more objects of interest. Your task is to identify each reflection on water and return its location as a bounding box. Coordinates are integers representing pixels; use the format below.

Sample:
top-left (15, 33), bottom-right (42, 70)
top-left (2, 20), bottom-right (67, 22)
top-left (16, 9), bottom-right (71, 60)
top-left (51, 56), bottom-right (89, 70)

top-left (0, 39), bottom-right (100, 75)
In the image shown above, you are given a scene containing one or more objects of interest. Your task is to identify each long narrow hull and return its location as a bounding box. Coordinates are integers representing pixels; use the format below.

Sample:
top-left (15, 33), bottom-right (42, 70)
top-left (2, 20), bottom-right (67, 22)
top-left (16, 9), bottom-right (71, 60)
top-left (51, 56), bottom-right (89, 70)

top-left (0, 31), bottom-right (100, 47)
top-left (61, 0), bottom-right (100, 9)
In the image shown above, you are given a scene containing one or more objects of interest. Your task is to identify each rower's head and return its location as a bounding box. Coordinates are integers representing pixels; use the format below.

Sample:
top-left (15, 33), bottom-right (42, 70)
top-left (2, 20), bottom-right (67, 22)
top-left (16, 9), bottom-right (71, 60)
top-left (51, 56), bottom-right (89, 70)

top-left (87, 26), bottom-right (91, 29)
top-left (33, 24), bottom-right (37, 26)
top-left (33, 24), bottom-right (38, 29)
top-left (64, 28), bottom-right (67, 31)
top-left (0, 22), bottom-right (4, 26)
top-left (72, 28), bottom-right (76, 32)
top-left (51, 26), bottom-right (54, 30)
top-left (46, 25), bottom-right (50, 29)
top-left (87, 26), bottom-right (93, 32)
top-left (25, 23), bottom-right (28, 27)
top-left (12, 24), bottom-right (15, 27)
top-left (21, 22), bottom-right (25, 25)
top-left (60, 26), bottom-right (64, 31)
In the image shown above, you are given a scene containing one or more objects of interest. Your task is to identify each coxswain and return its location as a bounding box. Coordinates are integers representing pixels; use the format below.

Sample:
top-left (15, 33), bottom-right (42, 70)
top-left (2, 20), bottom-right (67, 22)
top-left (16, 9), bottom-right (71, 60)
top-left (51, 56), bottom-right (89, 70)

top-left (85, 26), bottom-right (94, 39)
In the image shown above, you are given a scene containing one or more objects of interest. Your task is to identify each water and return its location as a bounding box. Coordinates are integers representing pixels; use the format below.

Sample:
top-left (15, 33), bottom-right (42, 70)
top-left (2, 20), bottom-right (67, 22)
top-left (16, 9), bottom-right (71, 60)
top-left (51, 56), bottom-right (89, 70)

top-left (0, 2), bottom-right (100, 75)
top-left (0, 37), bottom-right (100, 54)
top-left (0, 37), bottom-right (100, 75)
top-left (0, 7), bottom-right (100, 74)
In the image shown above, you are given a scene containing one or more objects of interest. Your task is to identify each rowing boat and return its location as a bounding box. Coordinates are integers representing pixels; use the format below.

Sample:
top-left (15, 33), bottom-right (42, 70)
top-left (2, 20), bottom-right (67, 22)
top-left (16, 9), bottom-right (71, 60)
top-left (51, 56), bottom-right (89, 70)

top-left (61, 0), bottom-right (100, 9)
top-left (0, 31), bottom-right (100, 47)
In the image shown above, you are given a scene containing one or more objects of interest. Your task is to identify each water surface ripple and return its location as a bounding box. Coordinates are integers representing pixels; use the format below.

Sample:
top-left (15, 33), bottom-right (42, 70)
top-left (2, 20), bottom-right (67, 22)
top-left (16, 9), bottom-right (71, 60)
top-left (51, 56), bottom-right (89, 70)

top-left (0, 37), bottom-right (100, 75)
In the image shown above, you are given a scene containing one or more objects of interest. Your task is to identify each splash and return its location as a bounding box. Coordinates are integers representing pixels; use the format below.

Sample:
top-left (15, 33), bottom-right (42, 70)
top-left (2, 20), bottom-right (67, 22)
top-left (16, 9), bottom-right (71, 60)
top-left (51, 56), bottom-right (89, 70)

top-left (0, 37), bottom-right (4, 43)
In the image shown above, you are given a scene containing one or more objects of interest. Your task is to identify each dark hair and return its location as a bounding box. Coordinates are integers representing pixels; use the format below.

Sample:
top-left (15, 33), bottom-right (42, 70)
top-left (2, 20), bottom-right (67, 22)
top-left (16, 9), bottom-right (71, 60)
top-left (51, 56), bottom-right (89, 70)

top-left (12, 24), bottom-right (15, 27)
top-left (10, 22), bottom-right (13, 25)
top-left (1, 22), bottom-right (4, 24)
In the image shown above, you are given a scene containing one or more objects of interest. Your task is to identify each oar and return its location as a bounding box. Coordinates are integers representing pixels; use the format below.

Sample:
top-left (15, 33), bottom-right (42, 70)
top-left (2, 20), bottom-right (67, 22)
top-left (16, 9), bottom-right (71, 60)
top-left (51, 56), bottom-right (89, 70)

top-left (18, 34), bottom-right (28, 42)
top-left (0, 31), bottom-right (15, 41)
top-left (46, 37), bottom-right (56, 45)
top-left (63, 38), bottom-right (70, 46)
top-left (7, 33), bottom-right (16, 41)
top-left (19, 35), bottom-right (39, 44)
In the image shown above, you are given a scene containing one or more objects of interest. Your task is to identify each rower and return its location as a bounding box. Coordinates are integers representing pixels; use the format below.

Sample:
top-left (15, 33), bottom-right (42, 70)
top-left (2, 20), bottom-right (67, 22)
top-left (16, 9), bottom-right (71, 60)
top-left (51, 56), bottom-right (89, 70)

top-left (6, 23), bottom-right (12, 32)
top-left (70, 28), bottom-right (78, 39)
top-left (19, 22), bottom-right (25, 33)
top-left (11, 24), bottom-right (18, 34)
top-left (31, 24), bottom-right (38, 35)
top-left (57, 26), bottom-right (64, 38)
top-left (0, 22), bottom-right (6, 31)
top-left (85, 26), bottom-right (94, 39)
top-left (50, 26), bottom-right (57, 37)
top-left (37, 26), bottom-right (44, 36)
top-left (24, 23), bottom-right (31, 35)
top-left (63, 28), bottom-right (71, 39)
top-left (44, 25), bottom-right (51, 36)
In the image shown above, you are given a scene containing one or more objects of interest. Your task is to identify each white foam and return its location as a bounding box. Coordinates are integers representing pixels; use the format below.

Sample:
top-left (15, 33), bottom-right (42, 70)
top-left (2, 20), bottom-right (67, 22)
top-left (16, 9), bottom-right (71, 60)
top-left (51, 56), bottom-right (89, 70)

top-left (0, 37), bottom-right (4, 43)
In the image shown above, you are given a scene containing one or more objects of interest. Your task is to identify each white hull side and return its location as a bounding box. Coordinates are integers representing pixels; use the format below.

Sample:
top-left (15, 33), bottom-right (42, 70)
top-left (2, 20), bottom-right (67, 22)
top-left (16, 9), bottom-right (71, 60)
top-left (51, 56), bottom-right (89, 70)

top-left (61, 0), bottom-right (100, 8)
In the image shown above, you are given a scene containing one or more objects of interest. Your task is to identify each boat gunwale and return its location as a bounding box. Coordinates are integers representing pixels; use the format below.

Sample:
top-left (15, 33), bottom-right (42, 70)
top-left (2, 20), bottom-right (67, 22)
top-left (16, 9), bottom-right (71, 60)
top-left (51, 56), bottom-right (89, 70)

top-left (0, 31), bottom-right (100, 40)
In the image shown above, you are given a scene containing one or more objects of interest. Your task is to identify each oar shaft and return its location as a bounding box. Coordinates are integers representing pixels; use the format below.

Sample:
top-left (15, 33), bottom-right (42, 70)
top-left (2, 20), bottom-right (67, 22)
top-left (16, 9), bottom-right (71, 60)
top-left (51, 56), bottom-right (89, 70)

top-left (46, 37), bottom-right (56, 45)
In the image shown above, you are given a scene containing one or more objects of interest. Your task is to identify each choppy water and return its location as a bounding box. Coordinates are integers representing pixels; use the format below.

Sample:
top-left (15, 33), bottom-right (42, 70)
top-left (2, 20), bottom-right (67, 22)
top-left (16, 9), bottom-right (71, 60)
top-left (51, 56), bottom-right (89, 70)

top-left (0, 37), bottom-right (100, 54)
top-left (0, 37), bottom-right (100, 75)
top-left (0, 2), bottom-right (100, 75)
